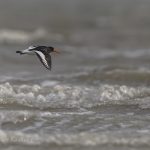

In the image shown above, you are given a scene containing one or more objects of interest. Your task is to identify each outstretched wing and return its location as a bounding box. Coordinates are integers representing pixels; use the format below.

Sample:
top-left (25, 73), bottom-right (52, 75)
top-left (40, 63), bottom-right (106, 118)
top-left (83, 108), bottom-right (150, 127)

top-left (34, 51), bottom-right (51, 70)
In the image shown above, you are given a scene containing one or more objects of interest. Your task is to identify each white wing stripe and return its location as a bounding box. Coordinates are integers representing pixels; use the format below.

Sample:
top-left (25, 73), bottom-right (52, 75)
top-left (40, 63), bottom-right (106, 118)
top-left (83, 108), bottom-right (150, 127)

top-left (29, 46), bottom-right (36, 49)
top-left (35, 51), bottom-right (49, 68)
top-left (21, 49), bottom-right (35, 54)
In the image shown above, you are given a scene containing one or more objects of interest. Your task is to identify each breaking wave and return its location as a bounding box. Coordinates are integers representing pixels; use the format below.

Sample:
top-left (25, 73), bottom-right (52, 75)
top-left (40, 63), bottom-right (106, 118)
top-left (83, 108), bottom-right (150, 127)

top-left (0, 82), bottom-right (150, 109)
top-left (0, 28), bottom-right (64, 44)
top-left (0, 130), bottom-right (149, 147)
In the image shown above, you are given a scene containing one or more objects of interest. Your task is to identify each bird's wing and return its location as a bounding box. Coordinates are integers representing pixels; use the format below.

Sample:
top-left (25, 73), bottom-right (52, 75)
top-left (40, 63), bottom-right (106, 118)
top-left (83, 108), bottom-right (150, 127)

top-left (34, 51), bottom-right (51, 70)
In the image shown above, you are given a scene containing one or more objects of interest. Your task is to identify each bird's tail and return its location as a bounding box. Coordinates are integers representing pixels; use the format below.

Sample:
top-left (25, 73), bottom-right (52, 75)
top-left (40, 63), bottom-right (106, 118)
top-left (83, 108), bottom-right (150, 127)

top-left (16, 51), bottom-right (24, 55)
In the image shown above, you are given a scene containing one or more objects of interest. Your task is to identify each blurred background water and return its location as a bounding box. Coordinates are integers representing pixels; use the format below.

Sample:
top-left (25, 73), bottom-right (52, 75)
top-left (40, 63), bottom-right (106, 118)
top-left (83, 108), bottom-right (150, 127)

top-left (1, 0), bottom-right (150, 150)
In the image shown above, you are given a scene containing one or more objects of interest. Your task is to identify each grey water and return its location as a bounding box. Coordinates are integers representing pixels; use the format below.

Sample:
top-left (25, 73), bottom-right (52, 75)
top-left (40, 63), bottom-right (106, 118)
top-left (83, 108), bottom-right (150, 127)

top-left (0, 0), bottom-right (150, 150)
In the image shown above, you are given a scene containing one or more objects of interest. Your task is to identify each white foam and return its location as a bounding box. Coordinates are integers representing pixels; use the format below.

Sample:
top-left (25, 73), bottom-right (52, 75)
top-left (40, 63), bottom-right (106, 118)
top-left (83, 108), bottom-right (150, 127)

top-left (0, 82), bottom-right (150, 109)
top-left (0, 130), bottom-right (149, 146)
top-left (0, 28), bottom-right (64, 45)
top-left (0, 28), bottom-right (48, 44)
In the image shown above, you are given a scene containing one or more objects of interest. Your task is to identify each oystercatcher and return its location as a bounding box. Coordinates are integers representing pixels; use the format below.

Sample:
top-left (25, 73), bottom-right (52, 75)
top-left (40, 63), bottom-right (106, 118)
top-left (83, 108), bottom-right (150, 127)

top-left (16, 46), bottom-right (59, 70)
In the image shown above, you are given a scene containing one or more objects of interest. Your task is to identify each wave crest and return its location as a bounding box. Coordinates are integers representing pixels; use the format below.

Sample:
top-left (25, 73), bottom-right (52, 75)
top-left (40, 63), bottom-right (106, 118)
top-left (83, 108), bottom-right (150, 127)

top-left (0, 28), bottom-right (64, 44)
top-left (0, 82), bottom-right (150, 109)
top-left (0, 130), bottom-right (150, 146)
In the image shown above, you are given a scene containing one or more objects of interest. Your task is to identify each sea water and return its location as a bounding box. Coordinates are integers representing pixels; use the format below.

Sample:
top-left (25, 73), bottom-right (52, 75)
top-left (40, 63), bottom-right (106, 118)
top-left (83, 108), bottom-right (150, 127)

top-left (0, 0), bottom-right (150, 150)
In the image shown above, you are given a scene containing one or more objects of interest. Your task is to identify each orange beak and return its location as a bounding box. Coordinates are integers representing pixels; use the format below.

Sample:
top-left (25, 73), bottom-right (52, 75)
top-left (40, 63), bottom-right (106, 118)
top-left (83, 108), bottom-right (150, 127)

top-left (53, 48), bottom-right (60, 53)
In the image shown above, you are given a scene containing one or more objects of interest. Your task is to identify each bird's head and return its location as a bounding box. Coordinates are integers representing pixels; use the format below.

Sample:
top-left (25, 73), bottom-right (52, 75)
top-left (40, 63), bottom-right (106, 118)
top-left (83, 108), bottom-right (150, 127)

top-left (48, 47), bottom-right (59, 53)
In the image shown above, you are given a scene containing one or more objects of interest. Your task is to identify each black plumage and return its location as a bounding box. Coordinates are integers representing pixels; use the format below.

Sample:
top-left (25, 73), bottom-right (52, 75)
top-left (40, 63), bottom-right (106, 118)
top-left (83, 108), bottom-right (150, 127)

top-left (16, 45), bottom-right (58, 70)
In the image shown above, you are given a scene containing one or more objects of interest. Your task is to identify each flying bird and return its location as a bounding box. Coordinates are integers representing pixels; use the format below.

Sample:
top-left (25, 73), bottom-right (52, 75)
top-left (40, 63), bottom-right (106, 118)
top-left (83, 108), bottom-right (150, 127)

top-left (16, 46), bottom-right (59, 70)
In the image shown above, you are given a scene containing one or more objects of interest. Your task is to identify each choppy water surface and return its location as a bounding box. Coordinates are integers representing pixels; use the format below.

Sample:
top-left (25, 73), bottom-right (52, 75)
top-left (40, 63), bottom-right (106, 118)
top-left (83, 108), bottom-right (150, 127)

top-left (1, 0), bottom-right (150, 150)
